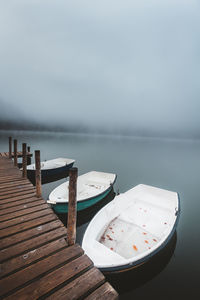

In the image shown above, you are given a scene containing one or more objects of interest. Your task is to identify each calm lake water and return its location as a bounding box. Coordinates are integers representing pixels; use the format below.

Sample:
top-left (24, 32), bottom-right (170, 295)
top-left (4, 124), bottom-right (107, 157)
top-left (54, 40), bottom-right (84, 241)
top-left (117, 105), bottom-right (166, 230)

top-left (0, 130), bottom-right (199, 299)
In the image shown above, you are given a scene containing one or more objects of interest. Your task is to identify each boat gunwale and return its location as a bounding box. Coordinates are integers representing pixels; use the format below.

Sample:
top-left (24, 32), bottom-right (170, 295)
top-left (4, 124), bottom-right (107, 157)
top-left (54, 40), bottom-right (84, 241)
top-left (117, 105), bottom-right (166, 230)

top-left (27, 158), bottom-right (75, 172)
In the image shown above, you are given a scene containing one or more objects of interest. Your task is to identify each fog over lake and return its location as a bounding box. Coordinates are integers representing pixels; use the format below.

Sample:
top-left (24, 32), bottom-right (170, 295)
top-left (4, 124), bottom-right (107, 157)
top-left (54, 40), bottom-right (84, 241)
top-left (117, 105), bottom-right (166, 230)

top-left (0, 0), bottom-right (200, 138)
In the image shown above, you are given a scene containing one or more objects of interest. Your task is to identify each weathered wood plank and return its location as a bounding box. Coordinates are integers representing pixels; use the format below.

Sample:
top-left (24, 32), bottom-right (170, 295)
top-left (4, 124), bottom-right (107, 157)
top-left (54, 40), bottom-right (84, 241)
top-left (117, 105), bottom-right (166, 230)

top-left (0, 183), bottom-right (33, 193)
top-left (0, 199), bottom-right (45, 216)
top-left (0, 177), bottom-right (26, 184)
top-left (0, 213), bottom-right (57, 239)
top-left (0, 179), bottom-right (32, 189)
top-left (0, 196), bottom-right (43, 209)
top-left (0, 192), bottom-right (37, 204)
top-left (0, 244), bottom-right (83, 297)
top-left (0, 203), bottom-right (49, 223)
top-left (0, 185), bottom-right (34, 197)
top-left (0, 208), bottom-right (53, 230)
top-left (84, 282), bottom-right (119, 300)
top-left (46, 267), bottom-right (105, 300)
top-left (0, 238), bottom-right (68, 278)
top-left (4, 255), bottom-right (93, 300)
top-left (0, 220), bottom-right (62, 250)
top-left (0, 226), bottom-right (67, 262)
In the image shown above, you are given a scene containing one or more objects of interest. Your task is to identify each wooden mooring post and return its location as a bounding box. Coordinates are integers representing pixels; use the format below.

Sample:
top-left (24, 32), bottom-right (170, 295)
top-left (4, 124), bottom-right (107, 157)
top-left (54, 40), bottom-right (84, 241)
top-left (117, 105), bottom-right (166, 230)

top-left (67, 167), bottom-right (78, 246)
top-left (35, 150), bottom-right (42, 197)
top-left (22, 143), bottom-right (27, 178)
top-left (9, 136), bottom-right (12, 158)
top-left (27, 146), bottom-right (31, 165)
top-left (14, 139), bottom-right (18, 166)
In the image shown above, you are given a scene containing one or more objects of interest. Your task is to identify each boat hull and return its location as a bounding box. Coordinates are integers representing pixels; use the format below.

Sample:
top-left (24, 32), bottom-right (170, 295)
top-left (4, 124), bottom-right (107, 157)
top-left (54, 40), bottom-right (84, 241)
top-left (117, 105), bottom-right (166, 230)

top-left (27, 162), bottom-right (74, 185)
top-left (52, 186), bottom-right (112, 214)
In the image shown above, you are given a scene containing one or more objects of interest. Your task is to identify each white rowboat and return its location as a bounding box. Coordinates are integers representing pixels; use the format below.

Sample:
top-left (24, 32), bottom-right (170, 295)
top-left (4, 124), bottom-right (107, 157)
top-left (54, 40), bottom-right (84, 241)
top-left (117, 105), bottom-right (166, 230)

top-left (47, 171), bottom-right (117, 213)
top-left (82, 184), bottom-right (180, 273)
top-left (27, 157), bottom-right (75, 184)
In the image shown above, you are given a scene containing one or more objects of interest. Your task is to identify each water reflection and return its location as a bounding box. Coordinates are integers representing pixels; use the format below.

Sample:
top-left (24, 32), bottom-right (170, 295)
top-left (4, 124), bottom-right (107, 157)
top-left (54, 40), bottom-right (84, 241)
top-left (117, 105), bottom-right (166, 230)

top-left (106, 232), bottom-right (177, 294)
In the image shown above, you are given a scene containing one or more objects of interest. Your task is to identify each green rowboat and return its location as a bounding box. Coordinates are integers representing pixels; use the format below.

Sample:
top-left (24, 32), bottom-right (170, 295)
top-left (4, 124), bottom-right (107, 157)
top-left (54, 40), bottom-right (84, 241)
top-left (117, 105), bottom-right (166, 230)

top-left (47, 171), bottom-right (117, 214)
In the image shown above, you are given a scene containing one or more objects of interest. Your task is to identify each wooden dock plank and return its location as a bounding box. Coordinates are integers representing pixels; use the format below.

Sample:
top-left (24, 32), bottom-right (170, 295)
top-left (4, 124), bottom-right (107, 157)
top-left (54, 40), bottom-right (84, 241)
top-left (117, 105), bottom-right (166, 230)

top-left (0, 244), bottom-right (83, 298)
top-left (0, 238), bottom-right (68, 278)
top-left (0, 183), bottom-right (33, 193)
top-left (0, 199), bottom-right (45, 216)
top-left (0, 177), bottom-right (29, 184)
top-left (0, 196), bottom-right (43, 209)
top-left (0, 208), bottom-right (53, 230)
top-left (0, 185), bottom-right (34, 197)
top-left (46, 267), bottom-right (105, 300)
top-left (0, 179), bottom-right (32, 189)
top-left (0, 213), bottom-right (58, 239)
top-left (0, 220), bottom-right (62, 250)
top-left (4, 255), bottom-right (93, 300)
top-left (0, 190), bottom-right (37, 202)
top-left (84, 282), bottom-right (119, 300)
top-left (0, 226), bottom-right (67, 262)
top-left (0, 203), bottom-right (49, 223)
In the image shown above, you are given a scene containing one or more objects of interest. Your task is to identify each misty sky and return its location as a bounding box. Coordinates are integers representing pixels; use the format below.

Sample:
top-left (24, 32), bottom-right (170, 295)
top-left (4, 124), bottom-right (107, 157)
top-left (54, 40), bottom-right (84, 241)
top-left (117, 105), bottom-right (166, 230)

top-left (0, 0), bottom-right (200, 136)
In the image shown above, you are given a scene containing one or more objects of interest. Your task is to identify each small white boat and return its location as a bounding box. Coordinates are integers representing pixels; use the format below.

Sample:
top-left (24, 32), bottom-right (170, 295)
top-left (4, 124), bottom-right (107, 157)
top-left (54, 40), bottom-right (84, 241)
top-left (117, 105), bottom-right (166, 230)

top-left (82, 184), bottom-right (180, 273)
top-left (27, 158), bottom-right (75, 183)
top-left (47, 171), bottom-right (117, 213)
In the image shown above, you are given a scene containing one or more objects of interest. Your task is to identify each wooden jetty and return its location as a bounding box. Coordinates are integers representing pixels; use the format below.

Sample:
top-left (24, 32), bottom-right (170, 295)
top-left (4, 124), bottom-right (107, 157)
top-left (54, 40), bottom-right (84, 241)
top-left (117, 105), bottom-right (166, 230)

top-left (0, 148), bottom-right (118, 299)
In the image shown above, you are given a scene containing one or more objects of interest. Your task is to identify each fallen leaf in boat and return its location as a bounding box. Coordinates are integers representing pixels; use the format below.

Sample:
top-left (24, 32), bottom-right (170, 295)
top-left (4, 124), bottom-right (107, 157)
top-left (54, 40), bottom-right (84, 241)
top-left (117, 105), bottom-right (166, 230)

top-left (143, 232), bottom-right (147, 235)
top-left (153, 238), bottom-right (157, 242)
top-left (164, 222), bottom-right (167, 225)
top-left (142, 225), bottom-right (146, 227)
top-left (106, 234), bottom-right (113, 241)
top-left (144, 240), bottom-right (149, 244)
top-left (133, 245), bottom-right (138, 251)
top-left (112, 231), bottom-right (114, 234)
top-left (121, 230), bottom-right (124, 232)
top-left (110, 247), bottom-right (113, 251)
top-left (109, 227), bottom-right (113, 230)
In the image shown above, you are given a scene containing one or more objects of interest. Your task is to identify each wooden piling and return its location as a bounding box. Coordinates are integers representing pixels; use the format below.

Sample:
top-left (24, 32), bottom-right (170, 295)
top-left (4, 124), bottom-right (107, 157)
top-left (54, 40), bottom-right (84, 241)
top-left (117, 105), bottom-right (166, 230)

top-left (67, 167), bottom-right (78, 246)
top-left (35, 150), bottom-right (42, 198)
top-left (14, 139), bottom-right (18, 166)
top-left (22, 143), bottom-right (27, 178)
top-left (27, 146), bottom-right (31, 165)
top-left (9, 137), bottom-right (12, 158)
